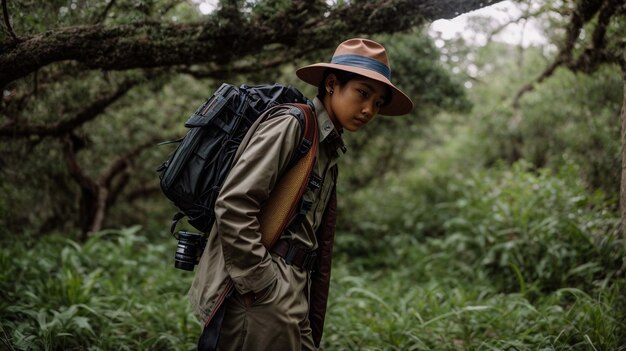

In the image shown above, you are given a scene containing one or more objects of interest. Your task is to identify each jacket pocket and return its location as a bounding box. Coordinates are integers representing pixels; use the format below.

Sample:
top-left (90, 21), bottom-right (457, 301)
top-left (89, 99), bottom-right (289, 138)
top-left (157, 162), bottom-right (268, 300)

top-left (251, 274), bottom-right (280, 306)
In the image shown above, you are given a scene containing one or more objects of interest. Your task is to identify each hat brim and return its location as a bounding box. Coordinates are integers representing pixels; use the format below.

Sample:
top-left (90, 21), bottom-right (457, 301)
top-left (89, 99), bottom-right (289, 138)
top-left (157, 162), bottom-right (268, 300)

top-left (296, 63), bottom-right (413, 116)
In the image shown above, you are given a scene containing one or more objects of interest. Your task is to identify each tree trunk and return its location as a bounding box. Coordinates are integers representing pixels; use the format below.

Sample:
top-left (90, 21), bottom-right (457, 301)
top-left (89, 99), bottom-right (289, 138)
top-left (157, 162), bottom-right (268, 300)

top-left (79, 187), bottom-right (99, 241)
top-left (619, 50), bottom-right (626, 239)
top-left (89, 186), bottom-right (109, 234)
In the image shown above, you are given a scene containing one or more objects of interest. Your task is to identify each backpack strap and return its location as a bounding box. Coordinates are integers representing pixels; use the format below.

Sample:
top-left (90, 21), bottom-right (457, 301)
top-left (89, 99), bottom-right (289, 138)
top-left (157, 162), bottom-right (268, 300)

top-left (284, 103), bottom-right (321, 230)
top-left (258, 103), bottom-right (319, 249)
top-left (285, 102), bottom-right (317, 168)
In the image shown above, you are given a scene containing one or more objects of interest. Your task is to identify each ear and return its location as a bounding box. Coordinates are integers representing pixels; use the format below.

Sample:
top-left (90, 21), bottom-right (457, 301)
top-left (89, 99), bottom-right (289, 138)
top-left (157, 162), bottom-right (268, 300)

top-left (324, 73), bottom-right (337, 94)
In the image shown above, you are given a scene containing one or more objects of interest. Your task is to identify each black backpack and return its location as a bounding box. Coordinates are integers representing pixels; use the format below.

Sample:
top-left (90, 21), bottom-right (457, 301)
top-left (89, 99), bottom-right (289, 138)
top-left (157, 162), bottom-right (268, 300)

top-left (157, 83), bottom-right (316, 241)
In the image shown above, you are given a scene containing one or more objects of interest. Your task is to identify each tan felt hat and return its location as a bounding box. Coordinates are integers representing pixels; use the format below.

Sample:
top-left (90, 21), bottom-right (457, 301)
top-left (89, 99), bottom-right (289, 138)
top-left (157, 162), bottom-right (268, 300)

top-left (296, 38), bottom-right (413, 116)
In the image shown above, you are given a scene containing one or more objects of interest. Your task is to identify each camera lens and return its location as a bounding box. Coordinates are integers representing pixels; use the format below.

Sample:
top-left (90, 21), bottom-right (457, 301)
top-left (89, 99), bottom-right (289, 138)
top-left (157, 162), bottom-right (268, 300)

top-left (174, 231), bottom-right (205, 271)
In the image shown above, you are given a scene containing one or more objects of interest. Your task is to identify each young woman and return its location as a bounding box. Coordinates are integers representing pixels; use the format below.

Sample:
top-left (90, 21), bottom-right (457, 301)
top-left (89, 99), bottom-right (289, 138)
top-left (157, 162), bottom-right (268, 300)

top-left (189, 38), bottom-right (413, 351)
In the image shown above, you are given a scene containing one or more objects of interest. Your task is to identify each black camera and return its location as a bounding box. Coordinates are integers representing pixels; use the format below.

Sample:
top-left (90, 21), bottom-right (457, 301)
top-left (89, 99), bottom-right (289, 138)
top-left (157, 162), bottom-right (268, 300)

top-left (174, 231), bottom-right (206, 271)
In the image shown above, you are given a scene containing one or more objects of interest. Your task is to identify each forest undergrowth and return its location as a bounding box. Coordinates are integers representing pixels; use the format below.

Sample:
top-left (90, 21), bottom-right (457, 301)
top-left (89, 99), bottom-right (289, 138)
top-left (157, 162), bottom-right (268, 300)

top-left (1, 162), bottom-right (624, 350)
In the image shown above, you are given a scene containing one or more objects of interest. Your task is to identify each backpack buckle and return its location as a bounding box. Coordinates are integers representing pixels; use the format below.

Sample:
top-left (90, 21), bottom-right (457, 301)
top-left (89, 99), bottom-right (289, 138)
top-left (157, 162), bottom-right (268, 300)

top-left (302, 251), bottom-right (317, 272)
top-left (284, 244), bottom-right (298, 265)
top-left (297, 138), bottom-right (312, 156)
top-left (307, 173), bottom-right (322, 192)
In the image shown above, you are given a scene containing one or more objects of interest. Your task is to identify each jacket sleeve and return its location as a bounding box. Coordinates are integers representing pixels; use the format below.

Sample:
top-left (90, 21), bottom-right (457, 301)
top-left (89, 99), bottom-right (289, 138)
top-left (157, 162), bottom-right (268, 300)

top-left (214, 112), bottom-right (302, 295)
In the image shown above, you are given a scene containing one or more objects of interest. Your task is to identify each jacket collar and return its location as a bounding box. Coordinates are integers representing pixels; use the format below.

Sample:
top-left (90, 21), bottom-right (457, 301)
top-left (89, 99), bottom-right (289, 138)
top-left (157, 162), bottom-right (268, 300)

top-left (313, 97), bottom-right (346, 157)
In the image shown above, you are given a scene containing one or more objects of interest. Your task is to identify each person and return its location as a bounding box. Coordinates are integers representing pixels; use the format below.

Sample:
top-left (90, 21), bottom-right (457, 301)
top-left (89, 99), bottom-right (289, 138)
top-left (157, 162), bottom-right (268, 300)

top-left (188, 38), bottom-right (413, 351)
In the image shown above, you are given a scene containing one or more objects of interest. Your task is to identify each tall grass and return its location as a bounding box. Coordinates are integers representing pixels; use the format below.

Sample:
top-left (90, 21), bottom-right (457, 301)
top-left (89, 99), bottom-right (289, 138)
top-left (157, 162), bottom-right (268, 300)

top-left (344, 162), bottom-right (623, 288)
top-left (1, 163), bottom-right (624, 350)
top-left (330, 219), bottom-right (624, 349)
top-left (325, 264), bottom-right (625, 350)
top-left (0, 227), bottom-right (198, 350)
top-left (333, 160), bottom-right (625, 350)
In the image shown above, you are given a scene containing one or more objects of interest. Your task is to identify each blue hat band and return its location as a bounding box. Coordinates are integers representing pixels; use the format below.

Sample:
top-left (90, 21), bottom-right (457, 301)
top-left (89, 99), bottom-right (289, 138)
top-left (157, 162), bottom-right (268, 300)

top-left (331, 54), bottom-right (391, 80)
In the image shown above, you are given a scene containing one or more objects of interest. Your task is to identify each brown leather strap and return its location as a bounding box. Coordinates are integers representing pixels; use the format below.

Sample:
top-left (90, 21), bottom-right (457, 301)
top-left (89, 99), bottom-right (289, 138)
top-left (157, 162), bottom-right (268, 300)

top-left (292, 103), bottom-right (317, 156)
top-left (258, 103), bottom-right (318, 249)
top-left (271, 239), bottom-right (317, 271)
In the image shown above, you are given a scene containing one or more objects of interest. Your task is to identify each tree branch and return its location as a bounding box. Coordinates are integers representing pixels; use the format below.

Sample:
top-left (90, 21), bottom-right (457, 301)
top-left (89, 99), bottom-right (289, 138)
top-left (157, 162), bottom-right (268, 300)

top-left (125, 183), bottom-right (161, 202)
top-left (1, 62), bottom-right (89, 109)
top-left (99, 138), bottom-right (158, 189)
top-left (619, 48), bottom-right (626, 239)
top-left (484, 3), bottom-right (553, 44)
top-left (62, 135), bottom-right (98, 194)
top-left (93, 0), bottom-right (116, 24)
top-left (178, 46), bottom-right (318, 79)
top-left (63, 134), bottom-right (163, 235)
top-left (567, 0), bottom-right (623, 73)
top-left (0, 78), bottom-right (141, 139)
top-left (92, 137), bottom-right (161, 233)
top-left (0, 0), bottom-right (504, 87)
top-left (1, 0), bottom-right (18, 41)
top-left (107, 169), bottom-right (130, 208)
top-left (158, 0), bottom-right (181, 16)
top-left (511, 0), bottom-right (622, 107)
top-left (107, 140), bottom-right (164, 207)
top-left (512, 58), bottom-right (563, 109)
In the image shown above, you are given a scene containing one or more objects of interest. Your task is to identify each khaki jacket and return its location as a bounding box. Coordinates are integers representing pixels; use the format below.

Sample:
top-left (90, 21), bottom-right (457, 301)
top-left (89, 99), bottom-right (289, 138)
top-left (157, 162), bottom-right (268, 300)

top-left (188, 97), bottom-right (344, 345)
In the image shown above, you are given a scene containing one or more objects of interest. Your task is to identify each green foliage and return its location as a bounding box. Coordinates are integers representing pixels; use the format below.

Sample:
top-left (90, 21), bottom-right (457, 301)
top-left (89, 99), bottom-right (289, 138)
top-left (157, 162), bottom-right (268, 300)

top-left (0, 27), bottom-right (469, 237)
top-left (325, 263), bottom-right (625, 350)
top-left (435, 35), bottom-right (622, 197)
top-left (517, 66), bottom-right (622, 195)
top-left (2, 220), bottom-right (623, 350)
top-left (341, 156), bottom-right (623, 293)
top-left (0, 227), bottom-right (198, 350)
top-left (0, 138), bottom-right (77, 237)
top-left (2, 2), bottom-right (626, 349)
top-left (379, 32), bottom-right (472, 114)
top-left (4, 0), bottom-right (202, 36)
top-left (0, 71), bottom-right (216, 235)
top-left (437, 162), bottom-right (621, 294)
top-left (328, 156), bottom-right (625, 349)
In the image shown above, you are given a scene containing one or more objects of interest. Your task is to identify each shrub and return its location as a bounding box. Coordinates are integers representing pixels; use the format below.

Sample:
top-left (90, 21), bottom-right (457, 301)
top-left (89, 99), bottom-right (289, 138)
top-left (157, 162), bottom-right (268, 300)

top-left (339, 160), bottom-right (624, 295)
top-left (0, 227), bottom-right (199, 350)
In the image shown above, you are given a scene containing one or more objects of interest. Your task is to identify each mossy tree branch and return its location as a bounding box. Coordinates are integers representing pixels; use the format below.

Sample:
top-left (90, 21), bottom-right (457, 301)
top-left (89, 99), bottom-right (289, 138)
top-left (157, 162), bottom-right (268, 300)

top-left (0, 0), bottom-right (503, 88)
top-left (63, 135), bottom-right (162, 238)
top-left (512, 0), bottom-right (625, 108)
top-left (0, 78), bottom-right (142, 139)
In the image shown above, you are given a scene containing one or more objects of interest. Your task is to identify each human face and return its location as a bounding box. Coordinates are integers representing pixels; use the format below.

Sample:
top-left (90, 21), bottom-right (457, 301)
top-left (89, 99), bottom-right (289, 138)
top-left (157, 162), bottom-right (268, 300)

top-left (324, 75), bottom-right (388, 132)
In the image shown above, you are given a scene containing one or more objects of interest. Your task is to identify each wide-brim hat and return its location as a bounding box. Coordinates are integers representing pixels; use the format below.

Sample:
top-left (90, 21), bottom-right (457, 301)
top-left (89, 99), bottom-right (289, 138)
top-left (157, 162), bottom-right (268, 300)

top-left (296, 38), bottom-right (413, 116)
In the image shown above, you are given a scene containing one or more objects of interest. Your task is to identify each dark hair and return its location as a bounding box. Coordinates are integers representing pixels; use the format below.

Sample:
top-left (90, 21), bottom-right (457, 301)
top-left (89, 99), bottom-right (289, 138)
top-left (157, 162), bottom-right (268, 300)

top-left (317, 68), bottom-right (392, 106)
top-left (317, 69), bottom-right (359, 100)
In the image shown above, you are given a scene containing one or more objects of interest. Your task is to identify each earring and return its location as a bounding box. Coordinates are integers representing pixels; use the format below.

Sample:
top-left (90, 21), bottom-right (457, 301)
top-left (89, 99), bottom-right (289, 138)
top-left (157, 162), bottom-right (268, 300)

top-left (329, 89), bottom-right (334, 95)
